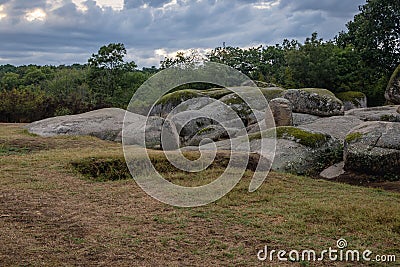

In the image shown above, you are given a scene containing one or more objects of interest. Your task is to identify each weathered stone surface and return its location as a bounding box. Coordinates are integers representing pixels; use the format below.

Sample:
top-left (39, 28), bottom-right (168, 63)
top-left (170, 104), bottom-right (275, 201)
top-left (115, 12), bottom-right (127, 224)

top-left (336, 91), bottom-right (367, 111)
top-left (346, 106), bottom-right (400, 122)
top-left (385, 64), bottom-right (400, 104)
top-left (320, 162), bottom-right (345, 179)
top-left (192, 126), bottom-right (342, 175)
top-left (344, 121), bottom-right (400, 177)
top-left (24, 108), bottom-right (168, 149)
top-left (299, 115), bottom-right (363, 140)
top-left (187, 125), bottom-right (236, 146)
top-left (269, 98), bottom-right (293, 127)
top-left (292, 113), bottom-right (321, 126)
top-left (282, 88), bottom-right (344, 116)
top-left (219, 88), bottom-right (269, 125)
top-left (150, 89), bottom-right (206, 117)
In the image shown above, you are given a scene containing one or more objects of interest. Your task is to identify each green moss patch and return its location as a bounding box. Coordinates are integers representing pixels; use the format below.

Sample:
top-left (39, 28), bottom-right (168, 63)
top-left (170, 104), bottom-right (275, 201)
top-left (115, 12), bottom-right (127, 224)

top-left (157, 89), bottom-right (204, 105)
top-left (201, 88), bottom-right (231, 99)
top-left (336, 91), bottom-right (366, 105)
top-left (259, 88), bottom-right (286, 101)
top-left (345, 132), bottom-right (363, 143)
top-left (249, 126), bottom-right (328, 148)
top-left (301, 88), bottom-right (337, 98)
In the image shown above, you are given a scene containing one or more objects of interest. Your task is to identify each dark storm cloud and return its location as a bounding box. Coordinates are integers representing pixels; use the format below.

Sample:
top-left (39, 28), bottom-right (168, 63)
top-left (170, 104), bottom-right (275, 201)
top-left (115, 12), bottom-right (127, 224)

top-left (0, 0), bottom-right (366, 66)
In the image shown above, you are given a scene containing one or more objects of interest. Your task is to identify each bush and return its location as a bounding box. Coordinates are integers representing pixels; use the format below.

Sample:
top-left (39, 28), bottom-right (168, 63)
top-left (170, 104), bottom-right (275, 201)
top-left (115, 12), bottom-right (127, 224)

top-left (0, 88), bottom-right (56, 122)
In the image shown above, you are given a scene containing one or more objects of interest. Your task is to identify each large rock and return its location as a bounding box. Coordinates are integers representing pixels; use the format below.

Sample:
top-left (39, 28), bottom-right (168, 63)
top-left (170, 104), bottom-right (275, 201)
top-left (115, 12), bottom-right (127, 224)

top-left (282, 88), bottom-right (344, 116)
top-left (191, 126), bottom-right (342, 176)
top-left (346, 106), bottom-right (400, 122)
top-left (219, 87), bottom-right (269, 125)
top-left (187, 125), bottom-right (234, 146)
top-left (385, 64), bottom-right (400, 104)
top-left (292, 113), bottom-right (321, 126)
top-left (344, 121), bottom-right (400, 178)
top-left (299, 115), bottom-right (363, 140)
top-left (150, 89), bottom-right (206, 117)
top-left (24, 108), bottom-right (169, 149)
top-left (269, 98), bottom-right (293, 127)
top-left (335, 91), bottom-right (367, 111)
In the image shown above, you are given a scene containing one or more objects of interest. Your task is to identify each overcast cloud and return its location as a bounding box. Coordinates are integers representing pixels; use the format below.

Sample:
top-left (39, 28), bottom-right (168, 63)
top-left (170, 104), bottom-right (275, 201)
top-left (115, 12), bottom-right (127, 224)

top-left (0, 0), bottom-right (366, 67)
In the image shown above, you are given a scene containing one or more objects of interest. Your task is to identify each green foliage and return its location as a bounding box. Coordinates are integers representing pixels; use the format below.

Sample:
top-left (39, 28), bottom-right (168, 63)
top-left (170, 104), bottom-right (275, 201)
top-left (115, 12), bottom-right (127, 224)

top-left (0, 88), bottom-right (56, 123)
top-left (337, 0), bottom-right (400, 71)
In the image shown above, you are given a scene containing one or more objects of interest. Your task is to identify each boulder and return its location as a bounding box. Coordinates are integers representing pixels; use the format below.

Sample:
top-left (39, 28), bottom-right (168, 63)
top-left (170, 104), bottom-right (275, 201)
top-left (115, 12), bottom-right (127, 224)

top-left (385, 64), bottom-right (400, 104)
top-left (269, 98), bottom-right (293, 127)
top-left (335, 91), bottom-right (367, 111)
top-left (344, 121), bottom-right (400, 178)
top-left (259, 87), bottom-right (286, 101)
top-left (346, 106), bottom-right (400, 122)
top-left (282, 88), bottom-right (344, 116)
top-left (187, 125), bottom-right (233, 146)
top-left (150, 89), bottom-right (205, 117)
top-left (24, 108), bottom-right (169, 149)
top-left (194, 126), bottom-right (342, 176)
top-left (219, 87), bottom-right (269, 125)
top-left (292, 113), bottom-right (321, 126)
top-left (299, 115), bottom-right (363, 140)
top-left (24, 108), bottom-right (126, 141)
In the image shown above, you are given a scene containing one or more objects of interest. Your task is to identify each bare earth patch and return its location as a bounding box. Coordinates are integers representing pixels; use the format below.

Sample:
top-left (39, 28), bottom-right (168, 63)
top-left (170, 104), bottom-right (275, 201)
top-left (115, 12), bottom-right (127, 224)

top-left (0, 123), bottom-right (399, 266)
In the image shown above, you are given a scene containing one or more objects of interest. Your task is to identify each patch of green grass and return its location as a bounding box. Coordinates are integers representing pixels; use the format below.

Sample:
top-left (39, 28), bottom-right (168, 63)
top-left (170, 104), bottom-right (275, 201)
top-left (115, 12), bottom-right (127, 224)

top-left (0, 144), bottom-right (30, 156)
top-left (70, 157), bottom-right (131, 182)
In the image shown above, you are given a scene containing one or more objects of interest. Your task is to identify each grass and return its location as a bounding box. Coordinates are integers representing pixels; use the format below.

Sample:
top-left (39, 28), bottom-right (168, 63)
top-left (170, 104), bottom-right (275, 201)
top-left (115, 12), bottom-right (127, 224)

top-left (0, 123), bottom-right (399, 266)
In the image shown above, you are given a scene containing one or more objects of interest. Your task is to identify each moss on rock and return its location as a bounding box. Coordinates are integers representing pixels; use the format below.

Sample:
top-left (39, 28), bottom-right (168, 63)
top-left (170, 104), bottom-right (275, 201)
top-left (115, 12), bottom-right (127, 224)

top-left (157, 89), bottom-right (204, 105)
top-left (345, 132), bottom-right (363, 143)
top-left (301, 88), bottom-right (337, 98)
top-left (336, 91), bottom-right (366, 106)
top-left (248, 126), bottom-right (327, 148)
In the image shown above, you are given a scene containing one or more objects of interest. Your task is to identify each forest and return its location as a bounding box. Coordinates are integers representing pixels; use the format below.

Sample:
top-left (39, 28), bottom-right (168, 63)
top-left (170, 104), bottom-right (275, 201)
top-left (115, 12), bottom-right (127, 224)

top-left (1, 0), bottom-right (399, 123)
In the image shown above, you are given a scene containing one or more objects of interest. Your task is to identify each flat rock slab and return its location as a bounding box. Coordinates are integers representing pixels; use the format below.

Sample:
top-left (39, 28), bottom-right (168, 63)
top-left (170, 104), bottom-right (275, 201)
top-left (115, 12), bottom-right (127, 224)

top-left (346, 106), bottom-right (400, 122)
top-left (299, 115), bottom-right (363, 140)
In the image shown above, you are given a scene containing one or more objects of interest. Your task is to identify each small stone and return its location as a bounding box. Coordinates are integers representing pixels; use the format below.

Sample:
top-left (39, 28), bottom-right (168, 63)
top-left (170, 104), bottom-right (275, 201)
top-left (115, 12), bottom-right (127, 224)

top-left (320, 162), bottom-right (345, 179)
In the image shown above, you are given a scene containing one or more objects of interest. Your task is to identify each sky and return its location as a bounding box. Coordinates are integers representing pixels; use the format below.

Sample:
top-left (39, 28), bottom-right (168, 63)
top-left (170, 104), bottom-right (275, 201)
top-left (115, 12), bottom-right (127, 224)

top-left (0, 0), bottom-right (366, 68)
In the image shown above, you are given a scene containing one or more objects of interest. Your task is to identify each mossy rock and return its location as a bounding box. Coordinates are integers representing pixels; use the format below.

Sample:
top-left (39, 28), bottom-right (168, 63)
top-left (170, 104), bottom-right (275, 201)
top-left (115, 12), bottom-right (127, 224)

top-left (283, 88), bottom-right (344, 116)
top-left (385, 64), bottom-right (400, 104)
top-left (248, 126), bottom-right (328, 148)
top-left (344, 121), bottom-right (400, 179)
top-left (151, 89), bottom-right (205, 116)
top-left (336, 91), bottom-right (367, 110)
top-left (156, 89), bottom-right (204, 106)
top-left (345, 132), bottom-right (363, 143)
top-left (200, 88), bottom-right (232, 99)
top-left (259, 87), bottom-right (286, 101)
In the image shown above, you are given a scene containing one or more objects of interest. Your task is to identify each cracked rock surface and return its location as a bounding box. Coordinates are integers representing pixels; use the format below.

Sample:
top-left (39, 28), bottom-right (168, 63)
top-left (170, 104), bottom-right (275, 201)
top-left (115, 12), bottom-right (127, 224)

top-left (344, 121), bottom-right (400, 176)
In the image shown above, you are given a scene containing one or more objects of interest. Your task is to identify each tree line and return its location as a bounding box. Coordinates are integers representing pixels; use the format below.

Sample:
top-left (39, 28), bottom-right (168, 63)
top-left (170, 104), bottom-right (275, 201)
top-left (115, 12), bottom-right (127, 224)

top-left (0, 0), bottom-right (398, 122)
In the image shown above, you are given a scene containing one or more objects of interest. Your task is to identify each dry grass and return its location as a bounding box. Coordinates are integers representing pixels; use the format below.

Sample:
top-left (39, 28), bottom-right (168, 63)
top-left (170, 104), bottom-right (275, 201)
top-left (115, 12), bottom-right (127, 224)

top-left (0, 123), bottom-right (399, 266)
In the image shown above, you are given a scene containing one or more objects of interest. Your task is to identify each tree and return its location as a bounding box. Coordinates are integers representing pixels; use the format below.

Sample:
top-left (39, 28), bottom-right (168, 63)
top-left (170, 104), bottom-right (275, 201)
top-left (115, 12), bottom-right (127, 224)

top-left (337, 0), bottom-right (400, 72)
top-left (88, 43), bottom-right (137, 100)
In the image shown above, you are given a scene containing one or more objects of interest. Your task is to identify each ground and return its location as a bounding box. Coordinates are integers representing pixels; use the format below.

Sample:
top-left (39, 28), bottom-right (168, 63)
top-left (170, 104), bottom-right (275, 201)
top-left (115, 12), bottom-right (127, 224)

top-left (0, 124), bottom-right (399, 266)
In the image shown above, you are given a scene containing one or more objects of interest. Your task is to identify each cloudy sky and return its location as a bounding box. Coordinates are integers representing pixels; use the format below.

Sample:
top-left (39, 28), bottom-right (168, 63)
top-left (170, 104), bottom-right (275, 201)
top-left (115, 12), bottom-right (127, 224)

top-left (0, 0), bottom-right (366, 67)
